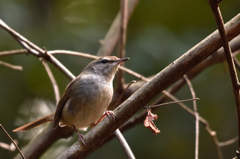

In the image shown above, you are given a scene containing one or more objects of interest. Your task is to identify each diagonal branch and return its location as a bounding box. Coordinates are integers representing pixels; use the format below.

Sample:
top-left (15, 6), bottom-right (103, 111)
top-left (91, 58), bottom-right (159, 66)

top-left (0, 124), bottom-right (24, 159)
top-left (208, 0), bottom-right (240, 150)
top-left (97, 0), bottom-right (139, 56)
top-left (41, 59), bottom-right (60, 104)
top-left (114, 129), bottom-right (135, 159)
top-left (57, 13), bottom-right (240, 159)
top-left (9, 13), bottom-right (240, 158)
top-left (0, 19), bottom-right (75, 80)
top-left (0, 61), bottom-right (23, 71)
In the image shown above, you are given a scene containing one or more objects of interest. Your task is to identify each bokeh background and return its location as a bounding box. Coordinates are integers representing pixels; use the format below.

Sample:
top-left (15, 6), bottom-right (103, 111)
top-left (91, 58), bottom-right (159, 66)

top-left (0, 0), bottom-right (240, 158)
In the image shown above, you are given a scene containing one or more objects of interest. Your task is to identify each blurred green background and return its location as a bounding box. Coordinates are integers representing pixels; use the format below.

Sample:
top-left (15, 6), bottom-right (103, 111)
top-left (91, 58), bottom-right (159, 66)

top-left (0, 0), bottom-right (240, 158)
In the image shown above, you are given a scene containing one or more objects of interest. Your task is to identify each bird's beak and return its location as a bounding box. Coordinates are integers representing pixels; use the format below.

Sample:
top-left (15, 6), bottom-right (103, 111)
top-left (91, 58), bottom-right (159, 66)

top-left (118, 57), bottom-right (130, 64)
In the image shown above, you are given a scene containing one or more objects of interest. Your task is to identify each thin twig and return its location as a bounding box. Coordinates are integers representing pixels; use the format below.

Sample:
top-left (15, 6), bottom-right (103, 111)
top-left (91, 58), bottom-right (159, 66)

top-left (0, 124), bottom-right (25, 159)
top-left (208, 0), bottom-right (240, 150)
top-left (114, 1), bottom-right (133, 156)
top-left (143, 98), bottom-right (199, 109)
top-left (184, 75), bottom-right (199, 159)
top-left (50, 50), bottom-right (148, 81)
top-left (163, 90), bottom-right (224, 159)
top-left (0, 49), bottom-right (148, 82)
top-left (0, 49), bottom-right (28, 56)
top-left (233, 55), bottom-right (240, 71)
top-left (41, 58), bottom-right (60, 104)
top-left (97, 0), bottom-right (139, 56)
top-left (0, 20), bottom-right (41, 56)
top-left (0, 19), bottom-right (75, 80)
top-left (51, 50), bottom-right (149, 81)
top-left (49, 50), bottom-right (97, 59)
top-left (218, 136), bottom-right (238, 147)
top-left (117, 0), bottom-right (128, 59)
top-left (116, 0), bottom-right (128, 91)
top-left (115, 77), bottom-right (142, 108)
top-left (0, 141), bottom-right (17, 151)
top-left (114, 129), bottom-right (135, 159)
top-left (0, 61), bottom-right (23, 70)
top-left (234, 150), bottom-right (240, 159)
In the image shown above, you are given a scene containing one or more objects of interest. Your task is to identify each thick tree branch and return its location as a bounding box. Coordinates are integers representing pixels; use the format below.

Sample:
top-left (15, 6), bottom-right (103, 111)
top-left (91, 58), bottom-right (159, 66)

top-left (57, 14), bottom-right (240, 158)
top-left (8, 13), bottom-right (240, 158)
top-left (14, 123), bottom-right (74, 159)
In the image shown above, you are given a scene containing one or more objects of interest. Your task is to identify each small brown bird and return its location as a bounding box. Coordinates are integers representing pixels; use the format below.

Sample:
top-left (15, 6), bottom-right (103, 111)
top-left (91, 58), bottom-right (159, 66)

top-left (13, 56), bottom-right (129, 143)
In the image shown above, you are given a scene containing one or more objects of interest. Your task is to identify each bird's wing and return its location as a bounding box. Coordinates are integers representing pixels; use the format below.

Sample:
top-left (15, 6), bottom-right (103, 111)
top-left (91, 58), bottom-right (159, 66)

top-left (53, 92), bottom-right (70, 129)
top-left (53, 77), bottom-right (80, 129)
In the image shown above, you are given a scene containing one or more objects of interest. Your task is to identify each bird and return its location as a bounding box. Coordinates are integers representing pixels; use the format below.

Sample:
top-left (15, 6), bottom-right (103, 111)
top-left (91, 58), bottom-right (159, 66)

top-left (13, 56), bottom-right (129, 144)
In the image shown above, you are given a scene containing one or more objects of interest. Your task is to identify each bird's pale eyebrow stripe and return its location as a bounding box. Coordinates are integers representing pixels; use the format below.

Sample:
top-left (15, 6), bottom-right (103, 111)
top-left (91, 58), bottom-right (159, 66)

top-left (103, 57), bottom-right (111, 60)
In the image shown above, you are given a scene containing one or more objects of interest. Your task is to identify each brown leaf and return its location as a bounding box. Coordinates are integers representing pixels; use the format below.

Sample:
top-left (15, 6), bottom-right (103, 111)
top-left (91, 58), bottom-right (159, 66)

top-left (144, 108), bottom-right (161, 136)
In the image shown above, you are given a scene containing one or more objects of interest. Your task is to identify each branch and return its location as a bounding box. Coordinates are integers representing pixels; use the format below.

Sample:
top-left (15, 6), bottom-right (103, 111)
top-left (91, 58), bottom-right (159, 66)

top-left (15, 123), bottom-right (74, 159)
top-left (114, 36), bottom-right (240, 159)
top-left (0, 19), bottom-right (75, 80)
top-left (41, 59), bottom-right (60, 104)
top-left (112, 1), bottom-right (134, 153)
top-left (0, 49), bottom-right (148, 82)
top-left (116, 0), bottom-right (128, 91)
top-left (208, 0), bottom-right (240, 150)
top-left (118, 36), bottom-right (240, 157)
top-left (0, 61), bottom-right (23, 71)
top-left (0, 16), bottom-right (144, 159)
top-left (97, 0), bottom-right (139, 56)
top-left (117, 0), bottom-right (128, 59)
top-left (114, 129), bottom-right (135, 159)
top-left (57, 13), bottom-right (240, 158)
top-left (0, 124), bottom-right (24, 159)
top-left (143, 98), bottom-right (199, 109)
top-left (0, 141), bottom-right (18, 152)
top-left (11, 13), bottom-right (240, 158)
top-left (184, 75), bottom-right (199, 159)
top-left (0, 49), bottom-right (28, 56)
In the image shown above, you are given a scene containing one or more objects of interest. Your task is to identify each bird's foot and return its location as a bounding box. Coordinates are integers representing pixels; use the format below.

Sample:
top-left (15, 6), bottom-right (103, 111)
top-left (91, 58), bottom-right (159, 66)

top-left (104, 110), bottom-right (115, 121)
top-left (94, 110), bottom-right (115, 126)
top-left (72, 125), bottom-right (86, 145)
top-left (77, 133), bottom-right (85, 146)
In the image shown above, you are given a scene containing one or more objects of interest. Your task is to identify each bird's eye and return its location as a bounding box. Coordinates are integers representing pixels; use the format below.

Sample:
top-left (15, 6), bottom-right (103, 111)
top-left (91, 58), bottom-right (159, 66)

top-left (101, 59), bottom-right (108, 63)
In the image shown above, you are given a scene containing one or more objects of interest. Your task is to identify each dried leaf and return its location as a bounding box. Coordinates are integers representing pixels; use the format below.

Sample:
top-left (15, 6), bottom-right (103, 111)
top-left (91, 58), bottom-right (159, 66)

top-left (144, 108), bottom-right (161, 136)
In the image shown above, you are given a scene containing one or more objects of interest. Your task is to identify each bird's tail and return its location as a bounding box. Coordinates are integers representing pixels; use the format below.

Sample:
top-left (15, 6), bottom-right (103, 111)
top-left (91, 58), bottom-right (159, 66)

top-left (13, 113), bottom-right (55, 132)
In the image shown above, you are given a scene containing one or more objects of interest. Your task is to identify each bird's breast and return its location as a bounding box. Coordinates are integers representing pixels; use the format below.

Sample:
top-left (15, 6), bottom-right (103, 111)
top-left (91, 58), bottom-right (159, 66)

top-left (61, 75), bottom-right (113, 129)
